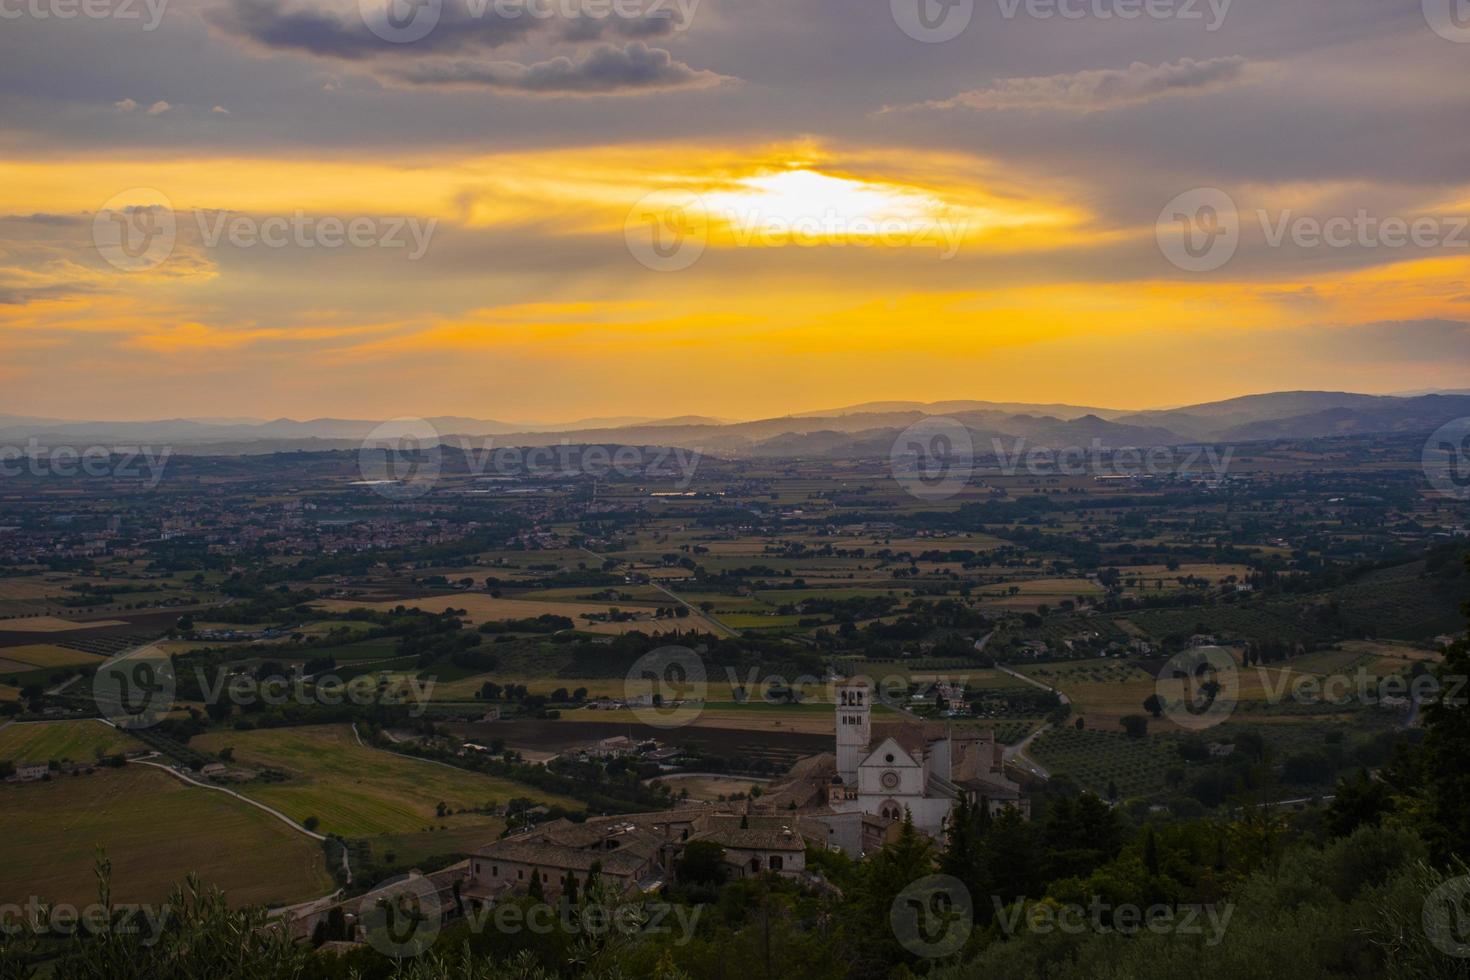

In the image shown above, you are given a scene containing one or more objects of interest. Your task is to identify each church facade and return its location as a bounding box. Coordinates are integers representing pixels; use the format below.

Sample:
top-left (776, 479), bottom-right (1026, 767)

top-left (826, 678), bottom-right (1028, 837)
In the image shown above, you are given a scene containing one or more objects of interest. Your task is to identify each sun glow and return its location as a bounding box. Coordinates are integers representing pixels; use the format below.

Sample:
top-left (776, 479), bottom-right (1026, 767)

top-left (703, 169), bottom-right (946, 233)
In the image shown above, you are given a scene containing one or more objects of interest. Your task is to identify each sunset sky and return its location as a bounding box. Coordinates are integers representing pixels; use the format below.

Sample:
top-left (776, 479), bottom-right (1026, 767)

top-left (2, 0), bottom-right (1468, 421)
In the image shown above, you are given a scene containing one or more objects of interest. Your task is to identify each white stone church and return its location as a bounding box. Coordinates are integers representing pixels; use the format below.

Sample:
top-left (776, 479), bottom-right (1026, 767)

top-left (824, 678), bottom-right (1028, 837)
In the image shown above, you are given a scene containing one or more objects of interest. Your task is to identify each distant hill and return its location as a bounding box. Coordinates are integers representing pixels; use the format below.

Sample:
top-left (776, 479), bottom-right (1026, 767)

top-left (2, 391), bottom-right (1467, 457)
top-left (791, 399), bottom-right (1128, 420)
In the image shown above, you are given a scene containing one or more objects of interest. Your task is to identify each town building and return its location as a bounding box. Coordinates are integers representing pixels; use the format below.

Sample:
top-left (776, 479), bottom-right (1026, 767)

top-left (13, 762), bottom-right (48, 782)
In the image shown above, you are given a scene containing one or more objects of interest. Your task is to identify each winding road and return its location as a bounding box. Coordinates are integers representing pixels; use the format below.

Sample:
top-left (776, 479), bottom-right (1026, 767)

top-left (995, 664), bottom-right (1069, 779)
top-left (132, 756), bottom-right (351, 883)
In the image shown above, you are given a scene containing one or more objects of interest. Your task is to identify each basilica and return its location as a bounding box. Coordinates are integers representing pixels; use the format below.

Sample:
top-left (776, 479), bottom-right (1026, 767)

top-left (824, 677), bottom-right (1029, 836)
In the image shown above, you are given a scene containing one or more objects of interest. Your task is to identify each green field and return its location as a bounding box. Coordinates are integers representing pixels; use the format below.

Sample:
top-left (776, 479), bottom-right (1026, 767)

top-left (1030, 727), bottom-right (1184, 799)
top-left (0, 765), bottom-right (333, 907)
top-left (0, 720), bottom-right (143, 765)
top-left (190, 724), bottom-right (582, 838)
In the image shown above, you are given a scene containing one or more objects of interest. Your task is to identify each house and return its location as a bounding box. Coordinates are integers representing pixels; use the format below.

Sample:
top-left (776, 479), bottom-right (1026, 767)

top-left (581, 735), bottom-right (637, 759)
top-left (462, 811), bottom-right (697, 905)
top-left (685, 815), bottom-right (808, 878)
top-left (200, 762), bottom-right (227, 777)
top-left (13, 762), bottom-right (47, 782)
top-left (465, 837), bottom-right (654, 902)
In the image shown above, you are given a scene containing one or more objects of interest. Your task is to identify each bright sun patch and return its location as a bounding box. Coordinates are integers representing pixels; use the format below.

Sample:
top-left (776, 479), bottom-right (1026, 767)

top-left (701, 169), bottom-right (952, 239)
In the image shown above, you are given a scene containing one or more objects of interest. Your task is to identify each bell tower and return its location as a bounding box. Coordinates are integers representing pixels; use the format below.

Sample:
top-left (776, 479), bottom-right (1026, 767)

top-left (835, 678), bottom-right (871, 785)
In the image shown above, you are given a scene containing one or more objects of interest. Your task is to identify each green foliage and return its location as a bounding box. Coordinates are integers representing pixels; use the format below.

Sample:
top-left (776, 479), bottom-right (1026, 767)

top-left (675, 841), bottom-right (728, 889)
top-left (1420, 560), bottom-right (1470, 864)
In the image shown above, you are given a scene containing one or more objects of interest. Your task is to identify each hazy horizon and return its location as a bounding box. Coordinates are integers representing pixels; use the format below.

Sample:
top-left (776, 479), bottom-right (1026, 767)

top-left (6, 384), bottom-right (1470, 428)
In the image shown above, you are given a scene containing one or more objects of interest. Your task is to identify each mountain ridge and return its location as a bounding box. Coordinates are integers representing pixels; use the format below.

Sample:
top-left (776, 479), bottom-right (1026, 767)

top-left (2, 391), bottom-right (1467, 457)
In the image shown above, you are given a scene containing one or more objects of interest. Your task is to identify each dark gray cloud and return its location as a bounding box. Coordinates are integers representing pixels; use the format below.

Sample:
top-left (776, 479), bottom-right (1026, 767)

top-left (387, 41), bottom-right (727, 93)
top-left (207, 0), bottom-right (685, 61)
top-left (208, 0), bottom-right (541, 59)
top-left (0, 283), bottom-right (95, 305)
top-left (204, 0), bottom-right (712, 97)
top-left (3, 214), bottom-right (87, 227)
top-left (901, 56), bottom-right (1254, 113)
top-left (559, 10), bottom-right (681, 42)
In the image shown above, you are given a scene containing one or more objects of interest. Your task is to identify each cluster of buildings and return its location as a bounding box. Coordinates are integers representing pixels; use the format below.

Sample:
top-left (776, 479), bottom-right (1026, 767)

top-left (288, 678), bottom-right (1030, 946)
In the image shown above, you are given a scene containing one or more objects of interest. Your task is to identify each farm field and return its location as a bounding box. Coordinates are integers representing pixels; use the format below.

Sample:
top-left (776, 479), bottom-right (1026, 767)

top-left (0, 719), bottom-right (143, 764)
top-left (1021, 647), bottom-right (1419, 732)
top-left (652, 773), bottom-right (769, 800)
top-left (0, 765), bottom-right (333, 907)
top-left (560, 699), bottom-right (899, 735)
top-left (313, 594), bottom-right (646, 621)
top-left (559, 703), bottom-right (836, 735)
top-left (312, 593), bottom-right (726, 636)
top-left (430, 661), bottom-right (873, 705)
top-left (362, 824), bottom-right (504, 868)
top-left (189, 724), bottom-right (582, 838)
top-left (1018, 659), bottom-right (1161, 726)
top-left (0, 643), bottom-right (104, 668)
top-left (1029, 727), bottom-right (1184, 799)
top-left (0, 616), bottom-right (127, 632)
top-left (0, 579), bottom-right (72, 600)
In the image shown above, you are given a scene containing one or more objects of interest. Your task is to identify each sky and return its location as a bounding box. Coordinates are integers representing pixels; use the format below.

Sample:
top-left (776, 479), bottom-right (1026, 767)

top-left (1, 0), bottom-right (1468, 421)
